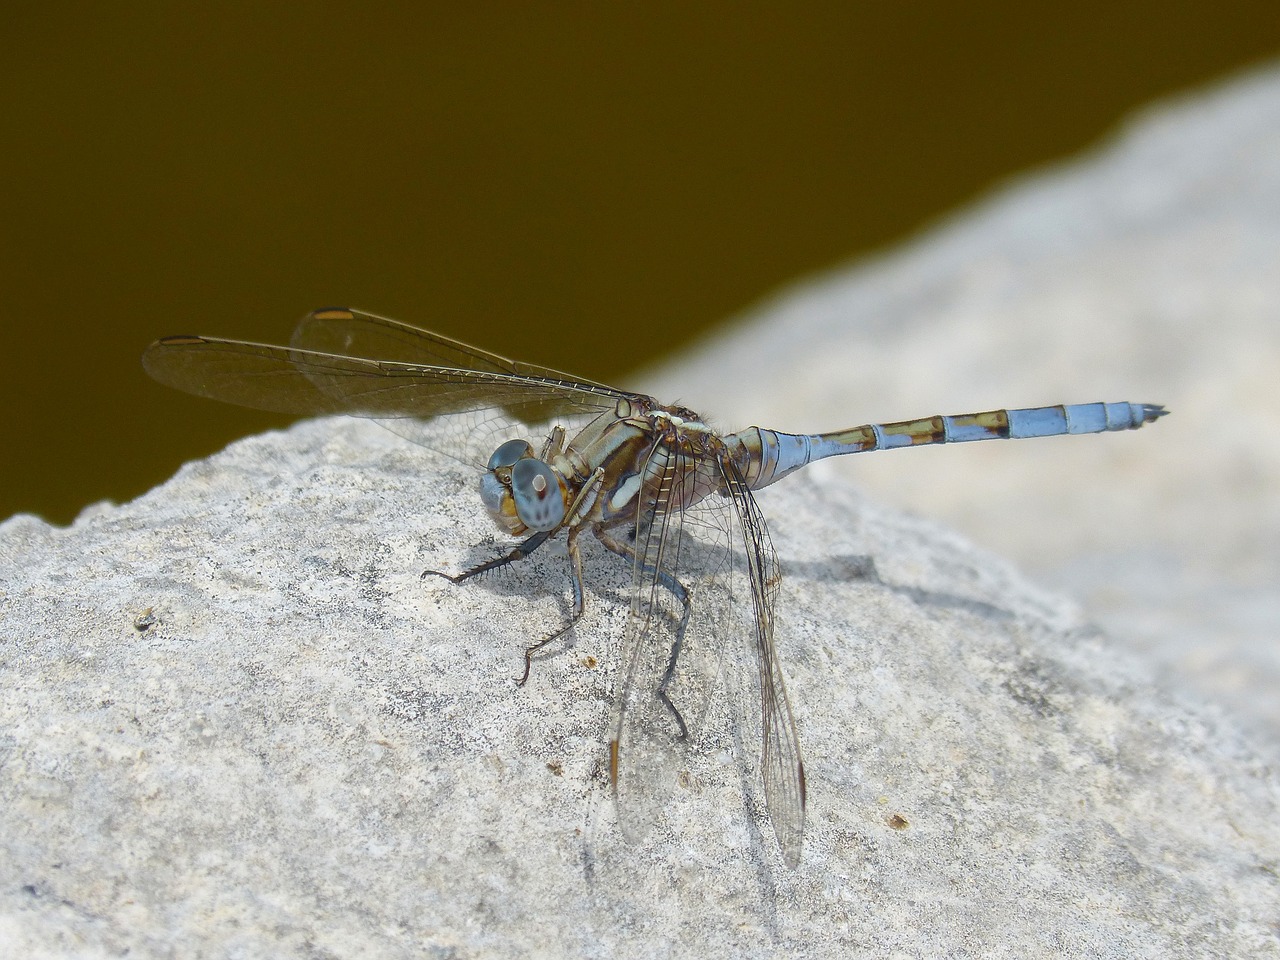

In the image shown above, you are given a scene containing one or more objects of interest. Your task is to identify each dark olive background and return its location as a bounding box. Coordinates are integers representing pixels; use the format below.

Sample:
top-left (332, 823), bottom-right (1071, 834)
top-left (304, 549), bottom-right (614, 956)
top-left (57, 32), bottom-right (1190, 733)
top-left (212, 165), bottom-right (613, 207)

top-left (3, 4), bottom-right (1277, 524)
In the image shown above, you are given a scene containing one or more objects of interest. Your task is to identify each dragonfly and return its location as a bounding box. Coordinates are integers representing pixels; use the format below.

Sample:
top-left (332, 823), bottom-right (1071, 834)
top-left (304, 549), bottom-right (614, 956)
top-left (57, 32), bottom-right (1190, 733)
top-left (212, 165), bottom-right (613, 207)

top-left (142, 307), bottom-right (1167, 867)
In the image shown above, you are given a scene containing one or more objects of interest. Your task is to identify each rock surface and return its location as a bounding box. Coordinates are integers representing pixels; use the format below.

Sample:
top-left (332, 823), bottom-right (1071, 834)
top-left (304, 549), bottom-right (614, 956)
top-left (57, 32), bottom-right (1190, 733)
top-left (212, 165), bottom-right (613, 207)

top-left (2, 419), bottom-right (1277, 957)
top-left (3, 64), bottom-right (1280, 960)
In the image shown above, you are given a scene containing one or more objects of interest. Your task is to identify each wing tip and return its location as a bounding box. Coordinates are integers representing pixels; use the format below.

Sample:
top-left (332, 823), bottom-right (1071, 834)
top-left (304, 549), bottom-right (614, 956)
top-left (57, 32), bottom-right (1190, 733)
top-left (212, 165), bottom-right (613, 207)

top-left (152, 334), bottom-right (206, 346)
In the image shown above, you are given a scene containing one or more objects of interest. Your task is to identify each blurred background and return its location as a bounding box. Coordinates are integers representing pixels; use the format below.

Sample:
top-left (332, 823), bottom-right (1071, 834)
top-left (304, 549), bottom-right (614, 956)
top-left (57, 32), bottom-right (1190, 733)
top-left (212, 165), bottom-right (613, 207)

top-left (3, 3), bottom-right (1278, 525)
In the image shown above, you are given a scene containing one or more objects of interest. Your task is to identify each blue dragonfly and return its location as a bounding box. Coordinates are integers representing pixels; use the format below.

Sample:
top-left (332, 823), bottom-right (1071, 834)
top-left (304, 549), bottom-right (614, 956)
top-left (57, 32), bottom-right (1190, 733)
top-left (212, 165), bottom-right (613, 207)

top-left (143, 307), bottom-right (1166, 867)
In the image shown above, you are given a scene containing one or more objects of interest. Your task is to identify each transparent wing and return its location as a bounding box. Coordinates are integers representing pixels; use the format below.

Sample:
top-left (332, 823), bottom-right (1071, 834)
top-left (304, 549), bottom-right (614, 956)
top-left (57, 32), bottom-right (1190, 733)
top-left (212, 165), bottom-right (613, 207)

top-left (606, 435), bottom-right (718, 847)
top-left (606, 433), bottom-right (805, 865)
top-left (142, 308), bottom-right (644, 468)
top-left (288, 307), bottom-right (620, 387)
top-left (719, 456), bottom-right (806, 867)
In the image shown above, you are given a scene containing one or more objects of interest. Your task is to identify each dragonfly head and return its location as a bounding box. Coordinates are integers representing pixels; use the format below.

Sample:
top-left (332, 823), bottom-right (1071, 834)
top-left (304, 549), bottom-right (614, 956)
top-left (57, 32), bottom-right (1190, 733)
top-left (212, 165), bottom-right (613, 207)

top-left (480, 438), bottom-right (569, 535)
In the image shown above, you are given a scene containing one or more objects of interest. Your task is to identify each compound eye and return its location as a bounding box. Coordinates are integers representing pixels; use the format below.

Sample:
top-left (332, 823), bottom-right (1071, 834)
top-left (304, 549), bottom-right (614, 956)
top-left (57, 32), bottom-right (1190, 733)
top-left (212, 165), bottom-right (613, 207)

top-left (479, 471), bottom-right (509, 518)
top-left (510, 458), bottom-right (566, 532)
top-left (487, 439), bottom-right (534, 472)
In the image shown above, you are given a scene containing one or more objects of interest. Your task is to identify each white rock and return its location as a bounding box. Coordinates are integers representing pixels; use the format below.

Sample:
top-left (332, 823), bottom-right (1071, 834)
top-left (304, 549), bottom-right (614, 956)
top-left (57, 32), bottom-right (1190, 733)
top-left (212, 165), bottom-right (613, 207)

top-left (2, 414), bottom-right (1276, 957)
top-left (3, 65), bottom-right (1280, 959)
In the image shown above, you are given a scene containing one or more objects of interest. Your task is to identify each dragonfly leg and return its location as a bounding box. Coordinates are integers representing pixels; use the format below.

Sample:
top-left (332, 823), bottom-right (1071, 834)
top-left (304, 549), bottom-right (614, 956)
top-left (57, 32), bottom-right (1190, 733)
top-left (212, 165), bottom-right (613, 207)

top-left (515, 527), bottom-right (587, 686)
top-left (595, 526), bottom-right (694, 741)
top-left (421, 530), bottom-right (552, 584)
top-left (655, 580), bottom-right (693, 741)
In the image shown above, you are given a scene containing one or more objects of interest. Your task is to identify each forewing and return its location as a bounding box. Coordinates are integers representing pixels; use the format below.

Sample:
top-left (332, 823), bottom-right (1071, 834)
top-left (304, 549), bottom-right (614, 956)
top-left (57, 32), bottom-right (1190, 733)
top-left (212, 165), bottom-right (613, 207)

top-left (606, 429), bottom-right (802, 861)
top-left (607, 434), bottom-right (719, 847)
top-left (142, 309), bottom-right (638, 467)
top-left (719, 459), bottom-right (806, 867)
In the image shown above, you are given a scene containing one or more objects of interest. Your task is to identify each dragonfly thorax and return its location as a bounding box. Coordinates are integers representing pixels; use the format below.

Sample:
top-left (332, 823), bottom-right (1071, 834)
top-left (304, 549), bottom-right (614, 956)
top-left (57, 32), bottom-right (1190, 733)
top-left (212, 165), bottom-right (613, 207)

top-left (480, 438), bottom-right (570, 536)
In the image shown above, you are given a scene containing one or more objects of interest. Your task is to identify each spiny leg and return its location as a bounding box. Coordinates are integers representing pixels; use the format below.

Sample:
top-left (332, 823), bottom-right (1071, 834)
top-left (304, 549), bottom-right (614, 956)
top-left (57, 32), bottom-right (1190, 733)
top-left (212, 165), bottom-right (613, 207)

top-left (421, 529), bottom-right (553, 584)
top-left (596, 526), bottom-right (694, 741)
